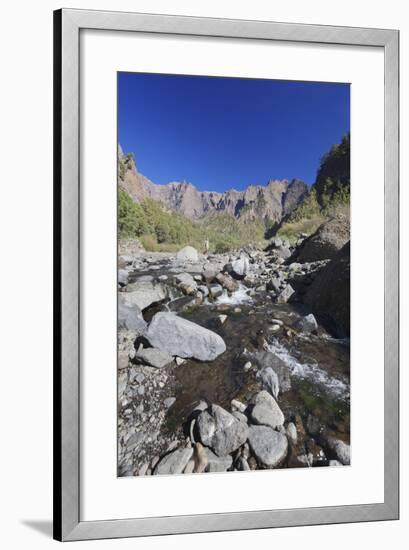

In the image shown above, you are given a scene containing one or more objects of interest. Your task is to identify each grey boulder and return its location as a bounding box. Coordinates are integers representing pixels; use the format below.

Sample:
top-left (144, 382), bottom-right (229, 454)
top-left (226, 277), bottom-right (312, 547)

top-left (118, 269), bottom-right (129, 286)
top-left (122, 281), bottom-right (167, 311)
top-left (198, 285), bottom-right (209, 297)
top-left (209, 284), bottom-right (223, 298)
top-left (248, 425), bottom-right (288, 467)
top-left (296, 313), bottom-right (318, 334)
top-left (267, 277), bottom-right (282, 293)
top-left (197, 404), bottom-right (248, 457)
top-left (176, 246), bottom-right (199, 262)
top-left (205, 448), bottom-right (233, 472)
top-left (276, 284), bottom-right (295, 304)
top-left (229, 257), bottom-right (250, 279)
top-left (215, 272), bottom-right (239, 292)
top-left (134, 346), bottom-right (173, 369)
top-left (154, 447), bottom-right (194, 475)
top-left (250, 390), bottom-right (285, 429)
top-left (256, 367), bottom-right (280, 399)
top-left (146, 312), bottom-right (226, 361)
top-left (296, 214), bottom-right (350, 263)
top-left (174, 272), bottom-right (197, 295)
top-left (275, 246), bottom-right (291, 260)
top-left (325, 437), bottom-right (350, 465)
top-left (202, 266), bottom-right (218, 283)
top-left (243, 349), bottom-right (291, 393)
top-left (118, 295), bottom-right (147, 334)
top-left (302, 242), bottom-right (350, 337)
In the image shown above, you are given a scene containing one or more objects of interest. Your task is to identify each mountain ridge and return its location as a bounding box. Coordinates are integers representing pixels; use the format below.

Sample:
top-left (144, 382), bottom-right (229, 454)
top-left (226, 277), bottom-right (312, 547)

top-left (118, 145), bottom-right (308, 223)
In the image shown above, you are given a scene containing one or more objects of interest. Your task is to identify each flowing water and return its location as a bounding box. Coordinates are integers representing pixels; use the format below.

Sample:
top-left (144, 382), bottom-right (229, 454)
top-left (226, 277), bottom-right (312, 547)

top-left (161, 286), bottom-right (350, 447)
top-left (126, 258), bottom-right (350, 462)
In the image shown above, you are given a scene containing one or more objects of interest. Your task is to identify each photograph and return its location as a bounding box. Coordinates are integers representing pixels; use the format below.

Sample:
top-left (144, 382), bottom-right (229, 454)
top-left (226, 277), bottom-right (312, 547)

top-left (117, 71), bottom-right (351, 477)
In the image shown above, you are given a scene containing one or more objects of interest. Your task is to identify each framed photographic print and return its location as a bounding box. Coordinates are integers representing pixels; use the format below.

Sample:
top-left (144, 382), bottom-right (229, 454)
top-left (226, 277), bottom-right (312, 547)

top-left (54, 8), bottom-right (399, 541)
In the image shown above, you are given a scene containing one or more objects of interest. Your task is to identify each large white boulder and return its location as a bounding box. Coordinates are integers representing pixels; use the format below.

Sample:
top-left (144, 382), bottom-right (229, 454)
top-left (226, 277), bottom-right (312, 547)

top-left (146, 312), bottom-right (226, 361)
top-left (176, 246), bottom-right (199, 262)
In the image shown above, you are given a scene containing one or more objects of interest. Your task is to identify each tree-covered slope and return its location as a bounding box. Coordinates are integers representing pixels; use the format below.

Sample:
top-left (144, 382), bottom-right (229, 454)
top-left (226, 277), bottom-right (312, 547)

top-left (277, 134), bottom-right (350, 242)
top-left (118, 190), bottom-right (266, 252)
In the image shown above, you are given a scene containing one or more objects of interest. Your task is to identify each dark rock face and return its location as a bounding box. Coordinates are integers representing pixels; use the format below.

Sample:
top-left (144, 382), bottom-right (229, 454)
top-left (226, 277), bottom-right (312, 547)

top-left (282, 178), bottom-right (309, 216)
top-left (118, 147), bottom-right (308, 222)
top-left (302, 242), bottom-right (350, 337)
top-left (294, 214), bottom-right (350, 263)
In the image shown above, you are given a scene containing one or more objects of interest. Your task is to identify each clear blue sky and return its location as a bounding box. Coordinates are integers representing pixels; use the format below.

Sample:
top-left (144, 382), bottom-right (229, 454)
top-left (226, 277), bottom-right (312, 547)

top-left (118, 72), bottom-right (349, 192)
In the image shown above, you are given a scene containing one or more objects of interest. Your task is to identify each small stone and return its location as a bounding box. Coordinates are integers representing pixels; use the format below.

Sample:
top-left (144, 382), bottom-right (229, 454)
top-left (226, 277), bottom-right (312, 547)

top-left (276, 284), bottom-right (295, 304)
top-left (193, 400), bottom-right (208, 413)
top-left (164, 397), bottom-right (176, 408)
top-left (218, 314), bottom-right (228, 324)
top-left (232, 411), bottom-right (248, 424)
top-left (256, 366), bottom-right (280, 399)
top-left (197, 285), bottom-right (209, 297)
top-left (175, 272), bottom-right (198, 295)
top-left (243, 361), bottom-right (252, 371)
top-left (209, 284), bottom-right (224, 298)
top-left (175, 356), bottom-right (186, 366)
top-left (295, 313), bottom-right (318, 334)
top-left (231, 399), bottom-right (246, 413)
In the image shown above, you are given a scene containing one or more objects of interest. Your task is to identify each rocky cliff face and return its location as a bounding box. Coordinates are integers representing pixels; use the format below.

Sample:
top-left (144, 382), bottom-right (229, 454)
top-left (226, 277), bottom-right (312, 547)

top-left (302, 241), bottom-right (350, 337)
top-left (118, 147), bottom-right (308, 223)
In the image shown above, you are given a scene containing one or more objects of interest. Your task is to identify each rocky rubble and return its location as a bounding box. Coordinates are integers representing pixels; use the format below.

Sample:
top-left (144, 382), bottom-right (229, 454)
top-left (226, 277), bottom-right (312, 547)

top-left (117, 237), bottom-right (350, 476)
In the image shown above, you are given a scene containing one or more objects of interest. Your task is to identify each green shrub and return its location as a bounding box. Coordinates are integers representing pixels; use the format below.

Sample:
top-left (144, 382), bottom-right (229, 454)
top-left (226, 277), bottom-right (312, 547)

top-left (274, 134), bottom-right (350, 242)
top-left (315, 133), bottom-right (350, 208)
